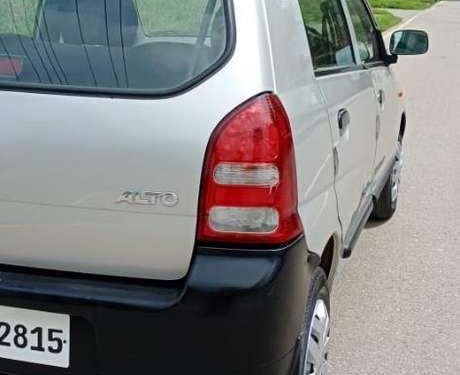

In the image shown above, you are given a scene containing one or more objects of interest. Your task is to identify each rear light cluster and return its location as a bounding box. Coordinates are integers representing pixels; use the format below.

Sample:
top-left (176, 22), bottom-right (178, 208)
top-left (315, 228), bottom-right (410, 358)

top-left (197, 93), bottom-right (303, 246)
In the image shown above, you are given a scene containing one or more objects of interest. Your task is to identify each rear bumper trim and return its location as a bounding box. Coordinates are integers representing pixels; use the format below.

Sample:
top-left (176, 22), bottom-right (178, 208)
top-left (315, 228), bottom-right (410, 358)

top-left (0, 264), bottom-right (184, 311)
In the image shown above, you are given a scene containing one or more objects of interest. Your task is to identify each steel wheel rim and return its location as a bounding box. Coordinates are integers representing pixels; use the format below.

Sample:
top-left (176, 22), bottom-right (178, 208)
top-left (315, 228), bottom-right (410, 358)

top-left (304, 299), bottom-right (330, 375)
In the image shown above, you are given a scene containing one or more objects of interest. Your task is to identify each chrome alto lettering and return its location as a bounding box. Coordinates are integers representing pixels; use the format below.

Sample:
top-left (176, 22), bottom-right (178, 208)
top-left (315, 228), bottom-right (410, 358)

top-left (117, 191), bottom-right (179, 207)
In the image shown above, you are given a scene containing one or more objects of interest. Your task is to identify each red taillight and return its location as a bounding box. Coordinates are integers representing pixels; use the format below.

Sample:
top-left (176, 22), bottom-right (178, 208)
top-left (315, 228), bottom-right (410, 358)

top-left (197, 93), bottom-right (303, 246)
top-left (0, 56), bottom-right (23, 76)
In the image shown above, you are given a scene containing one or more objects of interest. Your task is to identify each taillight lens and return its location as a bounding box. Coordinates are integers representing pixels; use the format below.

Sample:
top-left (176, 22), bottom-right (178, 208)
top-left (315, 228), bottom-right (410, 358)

top-left (197, 93), bottom-right (303, 246)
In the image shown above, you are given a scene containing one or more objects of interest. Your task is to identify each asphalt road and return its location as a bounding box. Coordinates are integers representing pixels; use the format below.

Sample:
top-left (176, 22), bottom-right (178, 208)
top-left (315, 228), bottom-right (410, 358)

top-left (329, 2), bottom-right (460, 374)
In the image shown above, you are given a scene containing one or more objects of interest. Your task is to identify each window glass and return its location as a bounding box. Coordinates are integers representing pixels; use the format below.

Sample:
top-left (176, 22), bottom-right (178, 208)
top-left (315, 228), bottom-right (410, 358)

top-left (0, 0), bottom-right (229, 94)
top-left (136, 0), bottom-right (207, 37)
top-left (0, 0), bottom-right (39, 36)
top-left (299, 0), bottom-right (355, 70)
top-left (346, 0), bottom-right (380, 62)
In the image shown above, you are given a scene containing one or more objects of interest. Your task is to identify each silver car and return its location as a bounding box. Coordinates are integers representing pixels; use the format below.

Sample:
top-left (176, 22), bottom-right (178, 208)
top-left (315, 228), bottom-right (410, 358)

top-left (0, 0), bottom-right (427, 374)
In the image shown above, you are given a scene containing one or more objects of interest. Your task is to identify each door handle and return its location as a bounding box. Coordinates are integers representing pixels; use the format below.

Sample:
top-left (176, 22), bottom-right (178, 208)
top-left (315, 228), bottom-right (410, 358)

top-left (338, 108), bottom-right (350, 136)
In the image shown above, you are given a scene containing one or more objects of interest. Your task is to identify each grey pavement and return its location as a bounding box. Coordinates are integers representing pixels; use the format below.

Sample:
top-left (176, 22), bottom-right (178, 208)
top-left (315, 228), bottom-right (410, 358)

top-left (329, 1), bottom-right (460, 374)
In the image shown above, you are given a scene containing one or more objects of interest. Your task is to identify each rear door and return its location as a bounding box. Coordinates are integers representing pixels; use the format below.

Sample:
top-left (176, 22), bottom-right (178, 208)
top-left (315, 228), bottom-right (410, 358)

top-left (299, 0), bottom-right (378, 239)
top-left (344, 0), bottom-right (401, 183)
top-left (0, 0), bottom-right (234, 280)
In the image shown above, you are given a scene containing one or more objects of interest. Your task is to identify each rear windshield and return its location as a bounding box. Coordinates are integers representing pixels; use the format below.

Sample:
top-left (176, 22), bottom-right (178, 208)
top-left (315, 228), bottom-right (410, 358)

top-left (0, 0), bottom-right (231, 95)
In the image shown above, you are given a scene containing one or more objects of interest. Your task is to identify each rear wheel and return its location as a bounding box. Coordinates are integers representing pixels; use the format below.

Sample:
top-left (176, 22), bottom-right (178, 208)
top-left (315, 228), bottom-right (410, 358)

top-left (373, 141), bottom-right (403, 220)
top-left (299, 268), bottom-right (330, 375)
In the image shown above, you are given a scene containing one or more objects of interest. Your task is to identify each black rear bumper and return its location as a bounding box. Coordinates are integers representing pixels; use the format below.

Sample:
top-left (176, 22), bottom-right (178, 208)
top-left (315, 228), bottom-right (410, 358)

top-left (0, 237), bottom-right (316, 375)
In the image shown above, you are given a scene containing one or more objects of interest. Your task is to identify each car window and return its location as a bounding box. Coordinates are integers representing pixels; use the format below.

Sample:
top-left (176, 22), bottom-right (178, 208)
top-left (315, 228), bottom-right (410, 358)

top-left (136, 0), bottom-right (207, 37)
top-left (346, 0), bottom-right (381, 63)
top-left (0, 0), bottom-right (230, 94)
top-left (0, 0), bottom-right (39, 36)
top-left (298, 0), bottom-right (355, 70)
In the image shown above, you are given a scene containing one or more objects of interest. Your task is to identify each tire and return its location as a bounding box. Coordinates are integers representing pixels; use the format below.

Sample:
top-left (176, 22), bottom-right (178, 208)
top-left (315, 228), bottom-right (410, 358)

top-left (372, 141), bottom-right (403, 221)
top-left (298, 268), bottom-right (330, 375)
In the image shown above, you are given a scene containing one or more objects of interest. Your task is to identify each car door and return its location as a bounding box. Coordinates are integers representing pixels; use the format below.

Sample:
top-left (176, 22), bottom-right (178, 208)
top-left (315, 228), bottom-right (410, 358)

top-left (298, 0), bottom-right (378, 244)
top-left (345, 0), bottom-right (401, 183)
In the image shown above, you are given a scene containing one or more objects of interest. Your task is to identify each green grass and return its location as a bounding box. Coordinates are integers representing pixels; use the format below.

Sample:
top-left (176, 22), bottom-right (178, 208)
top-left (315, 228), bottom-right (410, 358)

top-left (373, 8), bottom-right (402, 30)
top-left (370, 0), bottom-right (437, 10)
top-left (370, 0), bottom-right (439, 31)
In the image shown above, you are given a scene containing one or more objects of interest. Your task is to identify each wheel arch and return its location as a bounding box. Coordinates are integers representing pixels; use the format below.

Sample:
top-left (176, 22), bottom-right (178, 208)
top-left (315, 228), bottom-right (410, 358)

top-left (319, 234), bottom-right (341, 285)
top-left (399, 112), bottom-right (407, 142)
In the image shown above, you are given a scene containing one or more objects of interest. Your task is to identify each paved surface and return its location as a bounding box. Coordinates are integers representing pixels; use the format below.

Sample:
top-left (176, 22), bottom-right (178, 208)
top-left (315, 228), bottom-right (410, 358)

top-left (329, 2), bottom-right (460, 374)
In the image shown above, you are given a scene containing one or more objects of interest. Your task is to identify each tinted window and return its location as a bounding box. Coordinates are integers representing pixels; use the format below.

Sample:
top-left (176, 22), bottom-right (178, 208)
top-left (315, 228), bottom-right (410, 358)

top-left (346, 0), bottom-right (380, 62)
top-left (0, 0), bottom-right (229, 94)
top-left (137, 0), bottom-right (208, 37)
top-left (299, 0), bottom-right (355, 70)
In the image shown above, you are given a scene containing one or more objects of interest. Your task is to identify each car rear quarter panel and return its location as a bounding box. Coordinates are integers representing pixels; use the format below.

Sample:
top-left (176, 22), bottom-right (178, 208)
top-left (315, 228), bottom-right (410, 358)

top-left (263, 0), bottom-right (342, 256)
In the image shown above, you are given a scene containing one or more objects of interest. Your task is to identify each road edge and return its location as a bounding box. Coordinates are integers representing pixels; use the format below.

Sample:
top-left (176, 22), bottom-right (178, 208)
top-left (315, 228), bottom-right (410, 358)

top-left (383, 0), bottom-right (444, 37)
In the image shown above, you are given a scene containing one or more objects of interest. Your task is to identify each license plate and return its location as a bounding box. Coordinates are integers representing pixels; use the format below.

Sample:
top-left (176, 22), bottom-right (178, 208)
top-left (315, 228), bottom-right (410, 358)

top-left (0, 306), bottom-right (70, 368)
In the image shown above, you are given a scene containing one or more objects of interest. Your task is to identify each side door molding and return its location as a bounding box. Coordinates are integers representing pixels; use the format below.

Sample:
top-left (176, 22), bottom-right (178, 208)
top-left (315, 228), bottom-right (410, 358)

top-left (342, 196), bottom-right (373, 258)
top-left (342, 147), bottom-right (397, 259)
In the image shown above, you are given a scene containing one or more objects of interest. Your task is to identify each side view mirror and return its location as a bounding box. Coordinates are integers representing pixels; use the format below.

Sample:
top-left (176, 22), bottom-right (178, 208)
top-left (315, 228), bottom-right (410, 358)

top-left (390, 29), bottom-right (429, 55)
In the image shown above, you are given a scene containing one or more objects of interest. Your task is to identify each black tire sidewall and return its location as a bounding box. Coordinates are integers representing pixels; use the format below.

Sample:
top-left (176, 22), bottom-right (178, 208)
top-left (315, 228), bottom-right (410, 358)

top-left (298, 268), bottom-right (330, 375)
top-left (373, 142), bottom-right (402, 220)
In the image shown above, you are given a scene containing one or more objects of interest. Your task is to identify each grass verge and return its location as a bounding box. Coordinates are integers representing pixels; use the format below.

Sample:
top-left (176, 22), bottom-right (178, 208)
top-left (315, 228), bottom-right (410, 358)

top-left (370, 0), bottom-right (437, 10)
top-left (373, 9), bottom-right (402, 31)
